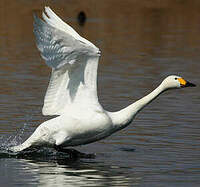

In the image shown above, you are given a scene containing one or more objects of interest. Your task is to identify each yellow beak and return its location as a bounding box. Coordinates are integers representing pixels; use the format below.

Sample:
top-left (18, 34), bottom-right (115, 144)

top-left (178, 78), bottom-right (196, 87)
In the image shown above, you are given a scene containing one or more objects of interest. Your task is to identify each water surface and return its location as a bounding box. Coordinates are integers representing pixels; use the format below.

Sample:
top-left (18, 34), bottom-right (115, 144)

top-left (0, 1), bottom-right (200, 186)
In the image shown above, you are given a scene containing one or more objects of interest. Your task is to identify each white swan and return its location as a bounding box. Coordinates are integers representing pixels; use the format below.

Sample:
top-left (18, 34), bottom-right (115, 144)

top-left (9, 7), bottom-right (196, 153)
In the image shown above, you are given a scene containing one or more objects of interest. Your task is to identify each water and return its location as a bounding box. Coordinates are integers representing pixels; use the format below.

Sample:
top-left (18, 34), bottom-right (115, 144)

top-left (0, 1), bottom-right (200, 186)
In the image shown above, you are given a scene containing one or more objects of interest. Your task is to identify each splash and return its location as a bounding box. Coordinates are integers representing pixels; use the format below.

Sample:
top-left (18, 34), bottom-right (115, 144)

top-left (2, 123), bottom-right (29, 147)
top-left (0, 122), bottom-right (31, 157)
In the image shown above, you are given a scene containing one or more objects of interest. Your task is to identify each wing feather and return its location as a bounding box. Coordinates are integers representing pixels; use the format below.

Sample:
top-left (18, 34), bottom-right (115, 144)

top-left (34, 7), bottom-right (101, 116)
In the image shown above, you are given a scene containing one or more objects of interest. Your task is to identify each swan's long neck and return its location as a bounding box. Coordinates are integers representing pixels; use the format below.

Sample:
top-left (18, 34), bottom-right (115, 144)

top-left (109, 83), bottom-right (165, 131)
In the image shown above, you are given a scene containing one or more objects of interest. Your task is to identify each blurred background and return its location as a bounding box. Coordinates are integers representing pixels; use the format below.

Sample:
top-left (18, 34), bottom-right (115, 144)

top-left (0, 0), bottom-right (200, 186)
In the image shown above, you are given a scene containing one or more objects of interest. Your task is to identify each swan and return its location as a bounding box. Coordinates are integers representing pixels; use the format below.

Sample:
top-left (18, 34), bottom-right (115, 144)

top-left (9, 7), bottom-right (196, 154)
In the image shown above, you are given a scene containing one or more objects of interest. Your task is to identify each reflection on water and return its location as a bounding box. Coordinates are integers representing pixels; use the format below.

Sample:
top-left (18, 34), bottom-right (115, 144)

top-left (0, 147), bottom-right (140, 186)
top-left (0, 0), bottom-right (200, 186)
top-left (0, 157), bottom-right (138, 186)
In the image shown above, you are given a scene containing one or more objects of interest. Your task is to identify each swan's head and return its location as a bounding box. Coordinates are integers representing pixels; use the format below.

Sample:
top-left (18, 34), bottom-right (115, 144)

top-left (162, 75), bottom-right (196, 89)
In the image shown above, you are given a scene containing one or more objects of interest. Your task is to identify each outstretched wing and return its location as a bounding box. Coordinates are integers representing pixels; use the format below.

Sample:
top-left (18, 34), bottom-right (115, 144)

top-left (34, 7), bottom-right (101, 116)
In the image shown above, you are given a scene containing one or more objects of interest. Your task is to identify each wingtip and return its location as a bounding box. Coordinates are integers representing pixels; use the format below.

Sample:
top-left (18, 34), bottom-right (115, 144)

top-left (44, 6), bottom-right (50, 12)
top-left (44, 6), bottom-right (54, 16)
top-left (45, 6), bottom-right (50, 11)
top-left (33, 13), bottom-right (42, 24)
top-left (33, 13), bottom-right (39, 24)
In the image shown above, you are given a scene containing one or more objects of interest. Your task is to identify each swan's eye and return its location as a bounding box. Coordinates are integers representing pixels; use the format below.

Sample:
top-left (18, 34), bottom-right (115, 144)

top-left (175, 78), bottom-right (178, 80)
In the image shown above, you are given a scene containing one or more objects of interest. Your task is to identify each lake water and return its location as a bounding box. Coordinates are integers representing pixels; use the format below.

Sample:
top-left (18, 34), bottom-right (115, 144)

top-left (0, 1), bottom-right (200, 186)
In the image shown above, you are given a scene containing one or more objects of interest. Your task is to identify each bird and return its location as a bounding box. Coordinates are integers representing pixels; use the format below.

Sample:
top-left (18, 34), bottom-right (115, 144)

top-left (9, 7), bottom-right (196, 156)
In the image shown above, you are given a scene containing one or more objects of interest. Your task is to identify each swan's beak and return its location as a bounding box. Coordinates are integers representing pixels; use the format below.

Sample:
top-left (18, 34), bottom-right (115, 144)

top-left (178, 78), bottom-right (196, 88)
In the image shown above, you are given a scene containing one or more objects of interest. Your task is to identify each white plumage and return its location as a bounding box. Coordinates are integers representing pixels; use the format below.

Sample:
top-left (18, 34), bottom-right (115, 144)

top-left (34, 7), bottom-right (101, 116)
top-left (9, 7), bottom-right (195, 153)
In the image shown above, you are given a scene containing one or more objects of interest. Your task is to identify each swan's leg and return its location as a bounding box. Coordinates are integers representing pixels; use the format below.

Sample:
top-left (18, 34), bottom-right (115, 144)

top-left (55, 146), bottom-right (96, 159)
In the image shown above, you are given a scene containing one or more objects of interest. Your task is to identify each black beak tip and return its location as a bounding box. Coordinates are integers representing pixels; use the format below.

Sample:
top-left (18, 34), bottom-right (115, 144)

top-left (186, 81), bottom-right (196, 87)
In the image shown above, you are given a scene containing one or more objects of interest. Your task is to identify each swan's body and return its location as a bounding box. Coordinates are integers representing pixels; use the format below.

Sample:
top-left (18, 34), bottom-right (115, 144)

top-left (9, 7), bottom-right (195, 152)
